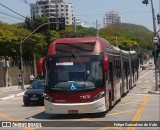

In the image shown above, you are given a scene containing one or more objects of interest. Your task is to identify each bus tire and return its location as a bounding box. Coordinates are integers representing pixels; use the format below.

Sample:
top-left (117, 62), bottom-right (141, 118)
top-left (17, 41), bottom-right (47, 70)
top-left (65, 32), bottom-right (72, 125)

top-left (24, 102), bottom-right (29, 106)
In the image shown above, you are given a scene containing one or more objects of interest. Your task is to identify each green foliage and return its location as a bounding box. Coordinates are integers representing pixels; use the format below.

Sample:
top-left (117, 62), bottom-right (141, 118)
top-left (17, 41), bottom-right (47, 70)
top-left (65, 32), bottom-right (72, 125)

top-left (99, 23), bottom-right (153, 51)
top-left (59, 25), bottom-right (97, 38)
top-left (0, 20), bottom-right (154, 61)
top-left (0, 22), bottom-right (47, 60)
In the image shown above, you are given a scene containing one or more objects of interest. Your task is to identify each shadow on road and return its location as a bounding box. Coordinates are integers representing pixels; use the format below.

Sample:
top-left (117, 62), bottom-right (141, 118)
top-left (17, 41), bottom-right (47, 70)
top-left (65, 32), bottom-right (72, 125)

top-left (30, 111), bottom-right (106, 120)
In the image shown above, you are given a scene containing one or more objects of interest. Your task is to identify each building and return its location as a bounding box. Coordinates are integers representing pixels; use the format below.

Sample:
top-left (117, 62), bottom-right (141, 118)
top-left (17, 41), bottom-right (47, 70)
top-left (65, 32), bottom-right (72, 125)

top-left (30, 0), bottom-right (74, 25)
top-left (76, 19), bottom-right (87, 27)
top-left (104, 11), bottom-right (122, 27)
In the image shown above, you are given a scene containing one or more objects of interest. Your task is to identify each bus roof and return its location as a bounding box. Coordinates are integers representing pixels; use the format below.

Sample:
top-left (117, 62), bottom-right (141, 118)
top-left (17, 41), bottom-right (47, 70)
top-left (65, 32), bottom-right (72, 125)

top-left (48, 37), bottom-right (114, 55)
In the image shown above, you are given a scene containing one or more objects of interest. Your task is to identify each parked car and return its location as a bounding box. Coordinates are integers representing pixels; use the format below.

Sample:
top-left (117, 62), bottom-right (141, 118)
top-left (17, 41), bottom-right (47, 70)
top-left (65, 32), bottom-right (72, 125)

top-left (23, 80), bottom-right (45, 106)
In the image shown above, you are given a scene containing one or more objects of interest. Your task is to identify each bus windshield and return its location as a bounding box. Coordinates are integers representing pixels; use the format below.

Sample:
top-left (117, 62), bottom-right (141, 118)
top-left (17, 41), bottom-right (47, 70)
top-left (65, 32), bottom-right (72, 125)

top-left (46, 54), bottom-right (103, 91)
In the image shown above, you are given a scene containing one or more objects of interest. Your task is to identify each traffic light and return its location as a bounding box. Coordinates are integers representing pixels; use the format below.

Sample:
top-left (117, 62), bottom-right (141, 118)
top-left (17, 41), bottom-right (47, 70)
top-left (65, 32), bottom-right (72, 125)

top-left (142, 0), bottom-right (148, 5)
top-left (58, 17), bottom-right (65, 30)
top-left (49, 18), bottom-right (57, 30)
top-left (157, 14), bottom-right (160, 24)
top-left (152, 48), bottom-right (160, 59)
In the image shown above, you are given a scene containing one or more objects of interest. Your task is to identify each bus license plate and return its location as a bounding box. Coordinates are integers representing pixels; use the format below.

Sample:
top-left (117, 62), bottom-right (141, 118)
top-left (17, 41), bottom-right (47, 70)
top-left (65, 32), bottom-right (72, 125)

top-left (68, 110), bottom-right (78, 114)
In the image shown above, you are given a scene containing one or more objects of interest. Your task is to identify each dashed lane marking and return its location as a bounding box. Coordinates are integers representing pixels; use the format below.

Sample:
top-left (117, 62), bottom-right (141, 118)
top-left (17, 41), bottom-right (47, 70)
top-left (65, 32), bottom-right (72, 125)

top-left (8, 107), bottom-right (44, 116)
top-left (137, 80), bottom-right (155, 83)
top-left (127, 96), bottom-right (149, 130)
top-left (139, 70), bottom-right (152, 78)
top-left (117, 101), bottom-right (141, 106)
top-left (106, 110), bottom-right (136, 116)
top-left (81, 118), bottom-right (123, 130)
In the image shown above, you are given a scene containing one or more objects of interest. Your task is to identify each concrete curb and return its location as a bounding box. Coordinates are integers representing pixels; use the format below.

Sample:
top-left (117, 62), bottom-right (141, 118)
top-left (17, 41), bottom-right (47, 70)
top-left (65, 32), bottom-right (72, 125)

top-left (148, 90), bottom-right (160, 94)
top-left (0, 92), bottom-right (25, 101)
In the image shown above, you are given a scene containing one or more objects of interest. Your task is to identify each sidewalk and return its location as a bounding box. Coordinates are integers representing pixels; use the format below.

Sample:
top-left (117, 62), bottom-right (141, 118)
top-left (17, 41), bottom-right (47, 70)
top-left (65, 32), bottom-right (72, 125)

top-left (0, 85), bottom-right (29, 101)
top-left (148, 86), bottom-right (160, 94)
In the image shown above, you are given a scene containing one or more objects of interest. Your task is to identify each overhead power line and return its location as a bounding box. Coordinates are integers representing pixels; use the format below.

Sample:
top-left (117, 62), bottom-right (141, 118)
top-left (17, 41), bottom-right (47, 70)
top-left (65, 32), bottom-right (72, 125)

top-left (0, 11), bottom-right (24, 21)
top-left (19, 0), bottom-right (33, 6)
top-left (0, 2), bottom-right (27, 19)
top-left (75, 10), bottom-right (151, 17)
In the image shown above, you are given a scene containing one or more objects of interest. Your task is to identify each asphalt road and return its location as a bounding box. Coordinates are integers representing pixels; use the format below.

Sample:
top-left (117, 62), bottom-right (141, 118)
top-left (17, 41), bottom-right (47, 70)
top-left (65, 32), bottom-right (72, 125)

top-left (0, 64), bottom-right (159, 130)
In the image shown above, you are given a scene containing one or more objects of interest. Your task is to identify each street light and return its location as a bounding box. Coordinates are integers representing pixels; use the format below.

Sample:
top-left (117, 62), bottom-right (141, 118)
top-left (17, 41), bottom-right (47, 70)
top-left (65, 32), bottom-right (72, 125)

top-left (19, 19), bottom-right (65, 90)
top-left (20, 23), bottom-right (49, 90)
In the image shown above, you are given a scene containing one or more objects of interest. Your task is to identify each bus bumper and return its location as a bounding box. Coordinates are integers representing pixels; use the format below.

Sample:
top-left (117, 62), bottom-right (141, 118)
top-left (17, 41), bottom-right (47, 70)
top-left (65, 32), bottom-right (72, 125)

top-left (44, 97), bottom-right (106, 114)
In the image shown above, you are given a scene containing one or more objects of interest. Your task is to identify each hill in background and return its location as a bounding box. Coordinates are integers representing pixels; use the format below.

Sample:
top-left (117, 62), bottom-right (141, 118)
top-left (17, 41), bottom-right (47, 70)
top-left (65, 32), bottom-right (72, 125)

top-left (99, 23), bottom-right (153, 51)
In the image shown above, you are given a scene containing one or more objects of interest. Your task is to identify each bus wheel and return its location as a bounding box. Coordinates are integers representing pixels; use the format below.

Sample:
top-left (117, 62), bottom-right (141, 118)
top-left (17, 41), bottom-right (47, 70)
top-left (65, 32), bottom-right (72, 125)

top-left (24, 102), bottom-right (29, 106)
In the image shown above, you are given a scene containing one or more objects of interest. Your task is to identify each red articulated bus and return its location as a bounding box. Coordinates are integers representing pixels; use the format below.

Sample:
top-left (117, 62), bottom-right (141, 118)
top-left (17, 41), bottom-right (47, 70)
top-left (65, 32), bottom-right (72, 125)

top-left (37, 37), bottom-right (139, 114)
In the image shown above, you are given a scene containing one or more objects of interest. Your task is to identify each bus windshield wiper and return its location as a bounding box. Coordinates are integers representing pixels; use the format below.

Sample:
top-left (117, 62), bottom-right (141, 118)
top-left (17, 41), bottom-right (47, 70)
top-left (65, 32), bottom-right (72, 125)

top-left (72, 53), bottom-right (89, 79)
top-left (72, 53), bottom-right (85, 71)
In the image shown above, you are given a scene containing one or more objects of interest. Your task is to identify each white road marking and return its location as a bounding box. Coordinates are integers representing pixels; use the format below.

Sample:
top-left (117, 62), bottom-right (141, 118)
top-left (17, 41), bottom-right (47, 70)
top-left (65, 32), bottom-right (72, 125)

top-left (139, 70), bottom-right (152, 78)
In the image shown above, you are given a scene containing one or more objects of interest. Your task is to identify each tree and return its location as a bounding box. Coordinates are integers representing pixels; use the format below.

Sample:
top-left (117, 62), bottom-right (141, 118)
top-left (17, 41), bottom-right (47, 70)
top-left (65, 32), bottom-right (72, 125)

top-left (0, 22), bottom-right (47, 61)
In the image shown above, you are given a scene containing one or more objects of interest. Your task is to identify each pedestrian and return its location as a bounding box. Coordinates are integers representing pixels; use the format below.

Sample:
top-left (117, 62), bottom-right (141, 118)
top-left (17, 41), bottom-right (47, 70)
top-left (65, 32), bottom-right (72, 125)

top-left (30, 74), bottom-right (35, 84)
top-left (18, 74), bottom-right (22, 89)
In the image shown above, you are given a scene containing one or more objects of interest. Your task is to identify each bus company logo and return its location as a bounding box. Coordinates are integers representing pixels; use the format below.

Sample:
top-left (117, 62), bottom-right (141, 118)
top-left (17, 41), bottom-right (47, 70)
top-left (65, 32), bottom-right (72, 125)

top-left (70, 83), bottom-right (77, 90)
top-left (2, 122), bottom-right (11, 127)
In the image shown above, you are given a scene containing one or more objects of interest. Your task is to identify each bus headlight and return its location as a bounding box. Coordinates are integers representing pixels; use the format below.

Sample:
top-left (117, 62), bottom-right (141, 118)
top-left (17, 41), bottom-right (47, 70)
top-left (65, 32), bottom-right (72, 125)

top-left (44, 94), bottom-right (53, 102)
top-left (93, 91), bottom-right (105, 101)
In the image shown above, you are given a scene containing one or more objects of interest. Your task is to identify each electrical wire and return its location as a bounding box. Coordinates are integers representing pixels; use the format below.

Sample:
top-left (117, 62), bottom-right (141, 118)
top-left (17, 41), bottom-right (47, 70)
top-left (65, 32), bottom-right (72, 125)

top-left (19, 0), bottom-right (32, 6)
top-left (0, 2), bottom-right (27, 19)
top-left (0, 11), bottom-right (25, 21)
top-left (75, 10), bottom-right (151, 17)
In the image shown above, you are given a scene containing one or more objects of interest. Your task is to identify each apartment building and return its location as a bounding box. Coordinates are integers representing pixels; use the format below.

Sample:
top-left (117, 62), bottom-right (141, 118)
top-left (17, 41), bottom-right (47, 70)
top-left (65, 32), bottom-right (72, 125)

top-left (104, 11), bottom-right (122, 27)
top-left (30, 0), bottom-right (74, 25)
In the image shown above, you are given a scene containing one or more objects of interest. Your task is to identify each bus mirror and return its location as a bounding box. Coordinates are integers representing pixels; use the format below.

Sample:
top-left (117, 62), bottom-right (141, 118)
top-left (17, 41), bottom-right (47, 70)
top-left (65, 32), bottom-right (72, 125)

top-left (37, 57), bottom-right (46, 77)
top-left (103, 56), bottom-right (109, 72)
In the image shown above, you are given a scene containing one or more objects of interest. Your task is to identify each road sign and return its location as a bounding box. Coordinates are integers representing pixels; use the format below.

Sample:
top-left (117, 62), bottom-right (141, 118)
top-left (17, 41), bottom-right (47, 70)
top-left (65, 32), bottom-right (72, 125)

top-left (153, 36), bottom-right (159, 43)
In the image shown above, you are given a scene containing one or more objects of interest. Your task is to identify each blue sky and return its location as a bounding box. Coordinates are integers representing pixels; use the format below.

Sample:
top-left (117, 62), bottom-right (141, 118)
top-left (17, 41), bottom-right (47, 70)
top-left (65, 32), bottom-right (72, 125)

top-left (0, 0), bottom-right (160, 31)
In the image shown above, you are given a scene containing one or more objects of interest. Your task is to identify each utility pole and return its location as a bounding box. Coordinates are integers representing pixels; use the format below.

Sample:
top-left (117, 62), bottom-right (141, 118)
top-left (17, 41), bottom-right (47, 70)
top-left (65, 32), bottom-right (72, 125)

top-left (115, 35), bottom-right (118, 47)
top-left (96, 20), bottom-right (99, 37)
top-left (4, 56), bottom-right (9, 87)
top-left (142, 0), bottom-right (158, 91)
top-left (73, 17), bottom-right (76, 37)
top-left (20, 39), bottom-right (25, 90)
top-left (150, 0), bottom-right (158, 91)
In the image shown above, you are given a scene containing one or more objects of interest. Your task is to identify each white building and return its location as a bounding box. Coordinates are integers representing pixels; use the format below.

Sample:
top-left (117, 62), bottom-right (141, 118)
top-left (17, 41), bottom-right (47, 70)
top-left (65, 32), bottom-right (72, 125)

top-left (76, 19), bottom-right (87, 27)
top-left (30, 0), bottom-right (74, 25)
top-left (104, 11), bottom-right (122, 27)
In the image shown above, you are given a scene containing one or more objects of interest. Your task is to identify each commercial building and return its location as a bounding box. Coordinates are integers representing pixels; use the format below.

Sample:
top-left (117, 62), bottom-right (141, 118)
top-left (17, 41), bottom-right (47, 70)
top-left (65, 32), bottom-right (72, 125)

top-left (30, 0), bottom-right (74, 25)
